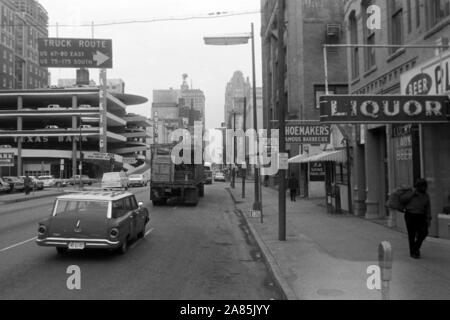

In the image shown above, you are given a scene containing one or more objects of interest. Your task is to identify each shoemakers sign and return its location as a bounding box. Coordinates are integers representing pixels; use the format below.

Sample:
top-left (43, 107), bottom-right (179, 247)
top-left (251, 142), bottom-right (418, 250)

top-left (319, 95), bottom-right (450, 124)
top-left (285, 124), bottom-right (331, 144)
top-left (38, 38), bottom-right (113, 69)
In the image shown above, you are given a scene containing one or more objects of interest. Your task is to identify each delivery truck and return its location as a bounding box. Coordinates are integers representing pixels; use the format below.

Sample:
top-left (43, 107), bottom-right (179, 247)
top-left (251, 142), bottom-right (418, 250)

top-left (150, 143), bottom-right (205, 206)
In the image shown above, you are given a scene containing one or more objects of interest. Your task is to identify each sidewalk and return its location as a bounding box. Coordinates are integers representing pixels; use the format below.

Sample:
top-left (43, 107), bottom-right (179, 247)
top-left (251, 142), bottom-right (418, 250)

top-left (227, 181), bottom-right (450, 300)
top-left (0, 188), bottom-right (66, 205)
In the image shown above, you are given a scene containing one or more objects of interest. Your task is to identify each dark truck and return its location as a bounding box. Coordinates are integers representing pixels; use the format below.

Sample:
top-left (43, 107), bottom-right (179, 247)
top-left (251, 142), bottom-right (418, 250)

top-left (150, 143), bottom-right (205, 206)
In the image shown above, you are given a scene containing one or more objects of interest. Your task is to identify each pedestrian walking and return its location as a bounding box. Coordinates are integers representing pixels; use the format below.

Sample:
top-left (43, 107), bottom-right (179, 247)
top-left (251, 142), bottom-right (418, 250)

top-left (24, 175), bottom-right (33, 196)
top-left (288, 174), bottom-right (299, 202)
top-left (400, 179), bottom-right (432, 260)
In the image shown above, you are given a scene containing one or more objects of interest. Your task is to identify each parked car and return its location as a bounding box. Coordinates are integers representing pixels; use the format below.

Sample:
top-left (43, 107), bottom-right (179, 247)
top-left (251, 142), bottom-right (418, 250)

top-left (102, 172), bottom-right (128, 190)
top-left (68, 175), bottom-right (95, 186)
top-left (128, 174), bottom-right (149, 188)
top-left (3, 177), bottom-right (25, 193)
top-left (204, 165), bottom-right (213, 185)
top-left (38, 175), bottom-right (63, 188)
top-left (78, 104), bottom-right (93, 109)
top-left (20, 176), bottom-right (44, 190)
top-left (38, 104), bottom-right (65, 111)
top-left (0, 145), bottom-right (12, 149)
top-left (214, 172), bottom-right (226, 182)
top-left (36, 191), bottom-right (150, 255)
top-left (0, 178), bottom-right (10, 193)
top-left (79, 125), bottom-right (93, 130)
top-left (44, 125), bottom-right (60, 130)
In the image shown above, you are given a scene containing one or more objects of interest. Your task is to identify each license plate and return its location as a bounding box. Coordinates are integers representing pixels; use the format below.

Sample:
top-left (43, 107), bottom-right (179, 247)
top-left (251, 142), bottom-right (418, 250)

top-left (68, 242), bottom-right (85, 250)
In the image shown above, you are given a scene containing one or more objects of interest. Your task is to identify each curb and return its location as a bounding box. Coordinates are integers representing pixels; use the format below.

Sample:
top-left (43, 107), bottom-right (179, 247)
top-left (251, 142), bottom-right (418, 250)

top-left (226, 188), bottom-right (298, 301)
top-left (0, 192), bottom-right (64, 205)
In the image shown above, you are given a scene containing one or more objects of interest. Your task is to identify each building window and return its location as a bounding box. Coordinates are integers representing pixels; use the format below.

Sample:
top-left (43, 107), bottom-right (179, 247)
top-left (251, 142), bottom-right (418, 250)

top-left (416, 0), bottom-right (421, 27)
top-left (407, 0), bottom-right (412, 33)
top-left (349, 12), bottom-right (359, 79)
top-left (362, 0), bottom-right (376, 70)
top-left (390, 0), bottom-right (404, 53)
top-left (427, 0), bottom-right (450, 28)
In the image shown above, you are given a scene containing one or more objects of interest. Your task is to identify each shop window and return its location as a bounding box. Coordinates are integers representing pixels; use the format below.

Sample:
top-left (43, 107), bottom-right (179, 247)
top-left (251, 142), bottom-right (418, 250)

top-left (349, 11), bottom-right (359, 79)
top-left (362, 0), bottom-right (376, 70)
top-left (335, 163), bottom-right (349, 185)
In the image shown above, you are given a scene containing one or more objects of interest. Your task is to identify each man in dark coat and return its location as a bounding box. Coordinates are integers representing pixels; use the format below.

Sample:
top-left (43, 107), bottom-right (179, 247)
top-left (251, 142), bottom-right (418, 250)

top-left (288, 174), bottom-right (299, 202)
top-left (23, 175), bottom-right (33, 196)
top-left (401, 179), bottom-right (432, 259)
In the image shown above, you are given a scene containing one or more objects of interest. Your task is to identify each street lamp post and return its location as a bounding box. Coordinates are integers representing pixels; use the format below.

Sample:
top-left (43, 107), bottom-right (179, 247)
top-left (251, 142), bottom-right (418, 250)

top-left (204, 23), bottom-right (262, 212)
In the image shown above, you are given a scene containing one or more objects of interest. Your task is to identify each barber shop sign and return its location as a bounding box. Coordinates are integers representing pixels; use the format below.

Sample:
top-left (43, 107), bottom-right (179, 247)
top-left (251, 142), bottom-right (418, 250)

top-left (320, 95), bottom-right (450, 124)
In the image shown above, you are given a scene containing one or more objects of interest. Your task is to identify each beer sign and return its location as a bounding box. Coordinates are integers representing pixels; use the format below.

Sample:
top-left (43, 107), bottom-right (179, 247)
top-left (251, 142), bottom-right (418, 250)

top-left (320, 95), bottom-right (450, 124)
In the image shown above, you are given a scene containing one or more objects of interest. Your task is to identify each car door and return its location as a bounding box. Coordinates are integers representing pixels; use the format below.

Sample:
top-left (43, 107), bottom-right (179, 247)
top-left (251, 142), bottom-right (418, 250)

top-left (130, 196), bottom-right (145, 231)
top-left (124, 197), bottom-right (138, 239)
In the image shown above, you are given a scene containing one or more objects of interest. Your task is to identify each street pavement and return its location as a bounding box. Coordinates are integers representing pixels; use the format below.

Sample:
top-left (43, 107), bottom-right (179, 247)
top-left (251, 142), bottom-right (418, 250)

top-left (0, 188), bottom-right (66, 205)
top-left (229, 181), bottom-right (450, 300)
top-left (0, 184), bottom-right (282, 300)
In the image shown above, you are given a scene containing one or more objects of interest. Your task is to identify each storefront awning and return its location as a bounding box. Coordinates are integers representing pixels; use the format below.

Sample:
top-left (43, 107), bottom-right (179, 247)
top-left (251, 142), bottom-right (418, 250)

top-left (293, 150), bottom-right (347, 164)
top-left (288, 154), bottom-right (310, 163)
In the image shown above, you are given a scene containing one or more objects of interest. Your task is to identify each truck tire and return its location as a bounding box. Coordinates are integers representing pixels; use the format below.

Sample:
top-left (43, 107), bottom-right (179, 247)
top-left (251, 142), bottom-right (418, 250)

top-left (199, 184), bottom-right (205, 198)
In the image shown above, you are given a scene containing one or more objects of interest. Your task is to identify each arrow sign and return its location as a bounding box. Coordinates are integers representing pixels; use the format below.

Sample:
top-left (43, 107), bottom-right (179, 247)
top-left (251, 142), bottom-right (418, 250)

top-left (93, 51), bottom-right (110, 66)
top-left (38, 38), bottom-right (113, 69)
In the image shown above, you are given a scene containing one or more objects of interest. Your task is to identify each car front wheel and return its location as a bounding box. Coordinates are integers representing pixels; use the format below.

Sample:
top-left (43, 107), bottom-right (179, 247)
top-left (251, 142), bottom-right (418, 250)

top-left (117, 239), bottom-right (128, 255)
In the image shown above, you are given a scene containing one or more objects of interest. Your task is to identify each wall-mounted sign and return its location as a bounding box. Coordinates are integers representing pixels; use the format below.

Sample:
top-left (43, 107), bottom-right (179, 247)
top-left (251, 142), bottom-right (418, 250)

top-left (14, 136), bottom-right (88, 143)
top-left (279, 153), bottom-right (289, 170)
top-left (320, 95), bottom-right (450, 124)
top-left (310, 162), bottom-right (325, 182)
top-left (0, 152), bottom-right (14, 167)
top-left (285, 124), bottom-right (331, 144)
top-left (38, 38), bottom-right (113, 69)
top-left (84, 152), bottom-right (113, 161)
top-left (401, 52), bottom-right (450, 95)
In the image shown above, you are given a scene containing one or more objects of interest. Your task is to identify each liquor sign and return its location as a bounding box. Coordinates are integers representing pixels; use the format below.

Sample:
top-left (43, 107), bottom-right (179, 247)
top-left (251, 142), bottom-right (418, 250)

top-left (285, 124), bottom-right (331, 144)
top-left (401, 51), bottom-right (450, 96)
top-left (0, 151), bottom-right (14, 167)
top-left (320, 95), bottom-right (450, 124)
top-left (38, 38), bottom-right (113, 69)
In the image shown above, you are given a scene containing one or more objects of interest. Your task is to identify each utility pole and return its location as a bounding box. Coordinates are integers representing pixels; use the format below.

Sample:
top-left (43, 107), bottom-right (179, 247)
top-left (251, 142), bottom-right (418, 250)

top-left (232, 112), bottom-right (236, 189)
top-left (277, 0), bottom-right (287, 241)
top-left (242, 97), bottom-right (247, 199)
top-left (251, 23), bottom-right (262, 213)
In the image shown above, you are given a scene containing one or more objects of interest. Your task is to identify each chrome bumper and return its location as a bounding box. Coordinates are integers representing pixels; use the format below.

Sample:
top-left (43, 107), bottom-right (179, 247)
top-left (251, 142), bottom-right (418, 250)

top-left (36, 237), bottom-right (120, 249)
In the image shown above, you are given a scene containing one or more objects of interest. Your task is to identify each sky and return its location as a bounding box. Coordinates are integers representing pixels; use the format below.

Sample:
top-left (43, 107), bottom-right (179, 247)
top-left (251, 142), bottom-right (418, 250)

top-left (39, 0), bottom-right (263, 130)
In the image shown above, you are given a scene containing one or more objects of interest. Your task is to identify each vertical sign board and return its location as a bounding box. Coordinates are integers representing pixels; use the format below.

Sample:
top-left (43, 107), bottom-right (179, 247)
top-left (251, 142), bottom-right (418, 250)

top-left (99, 70), bottom-right (108, 153)
top-left (310, 162), bottom-right (326, 182)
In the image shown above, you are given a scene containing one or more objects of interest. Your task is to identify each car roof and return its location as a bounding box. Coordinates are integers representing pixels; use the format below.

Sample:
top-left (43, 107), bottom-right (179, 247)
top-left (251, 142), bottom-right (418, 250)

top-left (57, 191), bottom-right (134, 202)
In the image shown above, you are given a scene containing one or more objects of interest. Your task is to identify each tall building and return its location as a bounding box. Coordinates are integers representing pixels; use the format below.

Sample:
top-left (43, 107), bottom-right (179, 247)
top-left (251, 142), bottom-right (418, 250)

top-left (344, 0), bottom-right (450, 238)
top-left (152, 75), bottom-right (206, 144)
top-left (260, 0), bottom-right (348, 197)
top-left (224, 71), bottom-right (251, 131)
top-left (0, 0), bottom-right (49, 90)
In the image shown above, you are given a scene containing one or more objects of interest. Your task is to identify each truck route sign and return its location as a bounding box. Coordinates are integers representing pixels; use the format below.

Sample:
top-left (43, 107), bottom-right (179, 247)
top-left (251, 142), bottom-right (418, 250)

top-left (38, 38), bottom-right (113, 69)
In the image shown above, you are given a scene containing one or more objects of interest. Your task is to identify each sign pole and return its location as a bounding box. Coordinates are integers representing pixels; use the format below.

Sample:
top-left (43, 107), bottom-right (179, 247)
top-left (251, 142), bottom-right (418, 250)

top-left (277, 0), bottom-right (287, 241)
top-left (242, 97), bottom-right (247, 199)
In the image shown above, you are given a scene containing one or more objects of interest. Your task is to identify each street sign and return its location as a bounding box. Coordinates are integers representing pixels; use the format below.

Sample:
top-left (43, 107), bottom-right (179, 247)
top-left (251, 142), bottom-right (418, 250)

top-left (320, 95), bottom-right (450, 124)
top-left (278, 153), bottom-right (289, 170)
top-left (0, 151), bottom-right (14, 167)
top-left (38, 38), bottom-right (113, 69)
top-left (285, 124), bottom-right (331, 144)
top-left (84, 152), bottom-right (112, 161)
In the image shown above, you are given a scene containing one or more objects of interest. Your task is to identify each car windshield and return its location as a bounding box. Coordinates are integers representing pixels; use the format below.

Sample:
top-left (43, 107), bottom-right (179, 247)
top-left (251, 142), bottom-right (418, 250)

top-left (129, 175), bottom-right (142, 179)
top-left (54, 200), bottom-right (109, 218)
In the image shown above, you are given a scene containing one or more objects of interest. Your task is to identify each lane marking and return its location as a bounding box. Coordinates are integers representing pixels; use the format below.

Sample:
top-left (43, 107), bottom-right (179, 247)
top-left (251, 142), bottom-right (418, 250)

top-left (0, 237), bottom-right (37, 253)
top-left (145, 228), bottom-right (154, 238)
